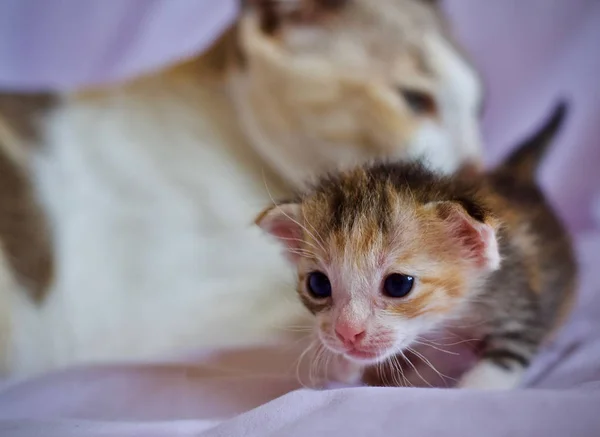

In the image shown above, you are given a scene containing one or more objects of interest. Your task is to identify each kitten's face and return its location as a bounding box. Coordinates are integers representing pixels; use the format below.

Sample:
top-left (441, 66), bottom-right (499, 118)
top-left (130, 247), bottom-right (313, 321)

top-left (257, 168), bottom-right (500, 364)
top-left (229, 0), bottom-right (483, 189)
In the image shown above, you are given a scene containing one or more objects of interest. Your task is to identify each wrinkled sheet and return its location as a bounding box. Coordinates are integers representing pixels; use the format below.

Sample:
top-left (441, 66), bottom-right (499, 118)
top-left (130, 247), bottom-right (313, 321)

top-left (1, 0), bottom-right (600, 436)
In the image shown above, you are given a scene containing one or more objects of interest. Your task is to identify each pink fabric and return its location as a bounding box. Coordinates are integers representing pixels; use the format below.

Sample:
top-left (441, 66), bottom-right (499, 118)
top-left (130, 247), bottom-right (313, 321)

top-left (2, 1), bottom-right (600, 436)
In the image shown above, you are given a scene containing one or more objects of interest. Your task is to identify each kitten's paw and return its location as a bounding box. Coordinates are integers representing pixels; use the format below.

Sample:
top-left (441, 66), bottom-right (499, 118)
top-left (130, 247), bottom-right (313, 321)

top-left (457, 360), bottom-right (523, 390)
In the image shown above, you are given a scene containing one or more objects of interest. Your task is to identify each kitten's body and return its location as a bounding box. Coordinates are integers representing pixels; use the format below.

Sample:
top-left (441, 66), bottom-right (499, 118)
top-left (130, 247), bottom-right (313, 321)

top-left (0, 0), bottom-right (483, 374)
top-left (258, 102), bottom-right (576, 389)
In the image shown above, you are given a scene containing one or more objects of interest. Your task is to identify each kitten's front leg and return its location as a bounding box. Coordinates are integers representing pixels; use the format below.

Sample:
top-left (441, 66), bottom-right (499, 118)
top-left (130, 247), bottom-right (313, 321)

top-left (457, 359), bottom-right (525, 390)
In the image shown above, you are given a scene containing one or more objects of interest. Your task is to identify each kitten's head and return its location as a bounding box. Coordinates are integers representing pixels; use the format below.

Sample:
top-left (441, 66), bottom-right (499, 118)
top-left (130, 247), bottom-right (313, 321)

top-left (229, 0), bottom-right (483, 188)
top-left (256, 163), bottom-right (501, 364)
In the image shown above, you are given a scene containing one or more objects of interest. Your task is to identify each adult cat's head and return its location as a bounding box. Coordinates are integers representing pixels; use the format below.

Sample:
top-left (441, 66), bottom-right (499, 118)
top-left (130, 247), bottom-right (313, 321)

top-left (228, 0), bottom-right (483, 188)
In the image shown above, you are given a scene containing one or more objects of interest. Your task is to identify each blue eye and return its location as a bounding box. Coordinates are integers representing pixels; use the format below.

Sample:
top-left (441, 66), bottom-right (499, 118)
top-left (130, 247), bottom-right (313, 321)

top-left (383, 273), bottom-right (414, 298)
top-left (307, 271), bottom-right (332, 299)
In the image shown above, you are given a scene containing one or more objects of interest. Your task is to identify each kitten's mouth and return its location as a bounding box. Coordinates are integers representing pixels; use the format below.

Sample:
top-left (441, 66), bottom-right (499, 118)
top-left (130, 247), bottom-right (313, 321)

top-left (321, 341), bottom-right (388, 363)
top-left (319, 332), bottom-right (396, 364)
top-left (342, 344), bottom-right (397, 364)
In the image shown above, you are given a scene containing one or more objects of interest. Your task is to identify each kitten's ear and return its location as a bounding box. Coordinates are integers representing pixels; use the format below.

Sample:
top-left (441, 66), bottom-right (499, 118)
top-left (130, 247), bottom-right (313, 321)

top-left (428, 201), bottom-right (501, 271)
top-left (255, 203), bottom-right (304, 263)
top-left (248, 0), bottom-right (349, 34)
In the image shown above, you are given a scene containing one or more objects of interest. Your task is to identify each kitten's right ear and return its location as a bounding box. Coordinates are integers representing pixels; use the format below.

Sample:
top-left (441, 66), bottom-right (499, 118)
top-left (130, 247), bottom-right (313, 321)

top-left (255, 203), bottom-right (304, 263)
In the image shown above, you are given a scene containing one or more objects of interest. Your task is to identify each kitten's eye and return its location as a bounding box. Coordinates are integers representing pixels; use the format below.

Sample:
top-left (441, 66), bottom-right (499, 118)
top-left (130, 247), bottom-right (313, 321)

top-left (383, 273), bottom-right (414, 298)
top-left (400, 89), bottom-right (437, 116)
top-left (307, 271), bottom-right (332, 299)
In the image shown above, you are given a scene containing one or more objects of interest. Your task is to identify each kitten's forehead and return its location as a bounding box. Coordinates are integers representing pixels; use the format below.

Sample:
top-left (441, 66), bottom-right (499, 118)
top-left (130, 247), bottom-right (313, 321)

top-left (301, 167), bottom-right (422, 261)
top-left (298, 162), bottom-right (482, 267)
top-left (304, 168), bottom-right (395, 233)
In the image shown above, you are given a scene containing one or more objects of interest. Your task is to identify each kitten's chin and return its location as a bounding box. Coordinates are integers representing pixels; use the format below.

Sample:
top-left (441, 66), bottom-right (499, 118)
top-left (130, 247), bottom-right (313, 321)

top-left (344, 349), bottom-right (391, 365)
top-left (323, 343), bottom-right (397, 365)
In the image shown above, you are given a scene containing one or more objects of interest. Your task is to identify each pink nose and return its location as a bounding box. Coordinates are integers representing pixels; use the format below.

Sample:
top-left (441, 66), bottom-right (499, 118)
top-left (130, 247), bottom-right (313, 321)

top-left (335, 323), bottom-right (366, 346)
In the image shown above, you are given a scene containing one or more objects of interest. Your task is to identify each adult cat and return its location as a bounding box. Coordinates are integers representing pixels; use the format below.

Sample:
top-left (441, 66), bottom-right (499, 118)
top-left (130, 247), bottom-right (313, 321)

top-left (0, 0), bottom-right (482, 375)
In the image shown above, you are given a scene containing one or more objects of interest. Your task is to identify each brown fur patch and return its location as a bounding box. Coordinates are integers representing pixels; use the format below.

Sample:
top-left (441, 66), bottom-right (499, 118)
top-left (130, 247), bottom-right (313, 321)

top-left (548, 281), bottom-right (576, 339)
top-left (0, 93), bottom-right (55, 147)
top-left (0, 93), bottom-right (55, 302)
top-left (0, 148), bottom-right (53, 302)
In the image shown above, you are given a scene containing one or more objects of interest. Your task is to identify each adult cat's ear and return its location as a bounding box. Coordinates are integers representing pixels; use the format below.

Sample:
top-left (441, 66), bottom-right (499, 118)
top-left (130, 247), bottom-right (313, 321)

top-left (246, 0), bottom-right (349, 34)
top-left (418, 0), bottom-right (441, 7)
top-left (255, 203), bottom-right (304, 263)
top-left (426, 201), bottom-right (501, 272)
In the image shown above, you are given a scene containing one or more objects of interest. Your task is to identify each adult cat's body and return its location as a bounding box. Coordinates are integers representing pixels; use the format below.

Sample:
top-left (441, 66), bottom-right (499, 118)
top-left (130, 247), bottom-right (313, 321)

top-left (0, 0), bottom-right (482, 375)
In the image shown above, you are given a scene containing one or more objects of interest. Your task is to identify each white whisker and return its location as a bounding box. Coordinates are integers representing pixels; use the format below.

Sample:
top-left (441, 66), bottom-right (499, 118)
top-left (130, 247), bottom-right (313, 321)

top-left (408, 346), bottom-right (456, 386)
top-left (400, 350), bottom-right (432, 388)
top-left (413, 339), bottom-right (459, 356)
top-left (295, 338), bottom-right (318, 389)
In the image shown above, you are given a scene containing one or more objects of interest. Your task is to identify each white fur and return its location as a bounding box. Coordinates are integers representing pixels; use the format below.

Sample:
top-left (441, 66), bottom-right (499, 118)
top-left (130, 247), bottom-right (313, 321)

top-left (6, 81), bottom-right (307, 375)
top-left (458, 360), bottom-right (524, 390)
top-left (478, 223), bottom-right (501, 271)
top-left (417, 33), bottom-right (483, 166)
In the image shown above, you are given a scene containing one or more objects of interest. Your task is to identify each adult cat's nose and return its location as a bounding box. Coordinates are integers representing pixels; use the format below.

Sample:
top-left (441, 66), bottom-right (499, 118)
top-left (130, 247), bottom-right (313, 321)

top-left (335, 322), bottom-right (366, 346)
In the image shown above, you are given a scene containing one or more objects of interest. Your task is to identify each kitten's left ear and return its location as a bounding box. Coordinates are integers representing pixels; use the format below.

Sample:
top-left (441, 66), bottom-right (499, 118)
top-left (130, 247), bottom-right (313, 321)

top-left (255, 203), bottom-right (304, 263)
top-left (428, 201), bottom-right (501, 272)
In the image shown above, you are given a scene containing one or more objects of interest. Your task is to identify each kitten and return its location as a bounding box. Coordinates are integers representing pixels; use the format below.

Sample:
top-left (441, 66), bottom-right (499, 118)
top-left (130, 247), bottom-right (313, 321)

top-left (256, 101), bottom-right (577, 389)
